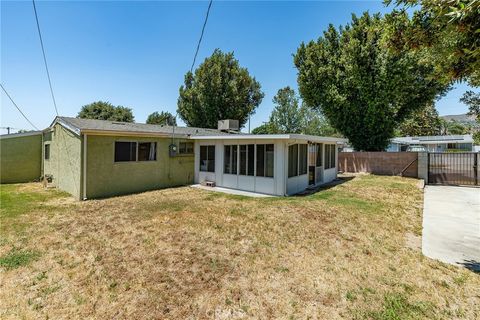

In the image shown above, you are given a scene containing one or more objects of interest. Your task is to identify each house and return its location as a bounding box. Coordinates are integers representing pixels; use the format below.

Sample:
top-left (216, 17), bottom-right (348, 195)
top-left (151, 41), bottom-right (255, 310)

top-left (42, 116), bottom-right (229, 200)
top-left (0, 131), bottom-right (42, 183)
top-left (2, 116), bottom-right (344, 199)
top-left (386, 135), bottom-right (474, 152)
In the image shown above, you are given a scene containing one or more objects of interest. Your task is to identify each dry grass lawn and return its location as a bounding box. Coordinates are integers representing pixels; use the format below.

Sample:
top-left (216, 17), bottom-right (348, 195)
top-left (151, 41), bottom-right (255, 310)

top-left (0, 175), bottom-right (479, 319)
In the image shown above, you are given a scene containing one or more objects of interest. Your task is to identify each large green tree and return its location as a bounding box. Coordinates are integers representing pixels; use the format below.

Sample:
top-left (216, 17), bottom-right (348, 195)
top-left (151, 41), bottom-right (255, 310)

top-left (146, 111), bottom-right (176, 126)
top-left (385, 1), bottom-right (480, 86)
top-left (398, 103), bottom-right (442, 136)
top-left (177, 49), bottom-right (264, 129)
top-left (268, 87), bottom-right (304, 134)
top-left (77, 101), bottom-right (134, 122)
top-left (294, 13), bottom-right (446, 151)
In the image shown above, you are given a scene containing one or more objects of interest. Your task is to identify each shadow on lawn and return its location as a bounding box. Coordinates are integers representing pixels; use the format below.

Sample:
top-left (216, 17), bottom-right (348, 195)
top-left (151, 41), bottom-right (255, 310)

top-left (294, 175), bottom-right (355, 197)
top-left (459, 259), bottom-right (480, 274)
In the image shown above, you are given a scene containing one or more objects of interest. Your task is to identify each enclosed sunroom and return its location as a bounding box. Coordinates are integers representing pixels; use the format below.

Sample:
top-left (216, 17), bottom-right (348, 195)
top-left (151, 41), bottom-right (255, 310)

top-left (191, 134), bottom-right (345, 196)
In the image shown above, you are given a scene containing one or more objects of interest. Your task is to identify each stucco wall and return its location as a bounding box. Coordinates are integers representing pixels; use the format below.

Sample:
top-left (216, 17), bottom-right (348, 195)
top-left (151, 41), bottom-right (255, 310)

top-left (43, 124), bottom-right (83, 199)
top-left (0, 133), bottom-right (42, 183)
top-left (85, 135), bottom-right (194, 199)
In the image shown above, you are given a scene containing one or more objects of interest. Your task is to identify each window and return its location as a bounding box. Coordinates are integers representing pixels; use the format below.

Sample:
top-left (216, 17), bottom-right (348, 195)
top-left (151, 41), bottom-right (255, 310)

top-left (179, 142), bottom-right (194, 154)
top-left (256, 144), bottom-right (265, 177)
top-left (265, 144), bottom-right (274, 177)
top-left (200, 145), bottom-right (215, 172)
top-left (239, 144), bottom-right (255, 176)
top-left (288, 144), bottom-right (298, 178)
top-left (239, 145), bottom-right (247, 175)
top-left (247, 144), bottom-right (254, 176)
top-left (299, 144), bottom-right (308, 175)
top-left (325, 145), bottom-right (336, 169)
top-left (115, 142), bottom-right (137, 162)
top-left (254, 144), bottom-right (274, 178)
top-left (316, 143), bottom-right (323, 167)
top-left (224, 145), bottom-right (238, 174)
top-left (44, 144), bottom-right (50, 160)
top-left (138, 142), bottom-right (157, 161)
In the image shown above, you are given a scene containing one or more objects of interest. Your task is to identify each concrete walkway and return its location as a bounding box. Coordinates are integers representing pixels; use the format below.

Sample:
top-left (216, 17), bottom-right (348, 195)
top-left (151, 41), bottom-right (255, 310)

top-left (190, 184), bottom-right (273, 198)
top-left (422, 185), bottom-right (480, 271)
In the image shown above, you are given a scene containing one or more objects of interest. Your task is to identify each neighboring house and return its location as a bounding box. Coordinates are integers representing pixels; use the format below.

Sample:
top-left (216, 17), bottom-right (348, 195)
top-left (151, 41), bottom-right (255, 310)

top-left (0, 131), bottom-right (42, 183)
top-left (386, 135), bottom-right (474, 152)
top-left (27, 116), bottom-right (344, 199)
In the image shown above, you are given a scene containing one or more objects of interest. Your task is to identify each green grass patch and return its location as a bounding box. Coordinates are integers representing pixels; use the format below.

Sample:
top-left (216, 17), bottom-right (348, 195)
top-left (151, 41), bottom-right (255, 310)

top-left (365, 293), bottom-right (434, 320)
top-left (0, 248), bottom-right (39, 270)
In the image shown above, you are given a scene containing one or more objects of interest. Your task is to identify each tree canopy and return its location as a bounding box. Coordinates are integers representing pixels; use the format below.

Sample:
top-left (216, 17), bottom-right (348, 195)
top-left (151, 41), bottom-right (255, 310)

top-left (384, 1), bottom-right (480, 86)
top-left (253, 87), bottom-right (340, 136)
top-left (268, 87), bottom-right (304, 134)
top-left (77, 101), bottom-right (134, 122)
top-left (294, 12), bottom-right (447, 151)
top-left (398, 104), bottom-right (441, 136)
top-left (146, 111), bottom-right (177, 126)
top-left (177, 49), bottom-right (264, 129)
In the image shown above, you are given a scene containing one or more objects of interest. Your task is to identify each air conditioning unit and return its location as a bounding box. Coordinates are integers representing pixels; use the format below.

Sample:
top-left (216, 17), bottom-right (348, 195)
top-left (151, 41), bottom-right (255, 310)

top-left (217, 119), bottom-right (239, 132)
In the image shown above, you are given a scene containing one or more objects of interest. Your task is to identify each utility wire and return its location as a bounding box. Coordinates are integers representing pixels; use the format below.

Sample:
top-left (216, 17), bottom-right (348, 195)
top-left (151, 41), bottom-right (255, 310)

top-left (190, 0), bottom-right (213, 73)
top-left (0, 84), bottom-right (40, 130)
top-left (32, 0), bottom-right (59, 116)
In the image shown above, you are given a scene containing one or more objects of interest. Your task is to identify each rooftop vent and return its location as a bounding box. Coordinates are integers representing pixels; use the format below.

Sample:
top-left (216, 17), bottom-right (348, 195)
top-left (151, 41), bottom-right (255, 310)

top-left (218, 119), bottom-right (239, 132)
top-left (111, 122), bottom-right (126, 125)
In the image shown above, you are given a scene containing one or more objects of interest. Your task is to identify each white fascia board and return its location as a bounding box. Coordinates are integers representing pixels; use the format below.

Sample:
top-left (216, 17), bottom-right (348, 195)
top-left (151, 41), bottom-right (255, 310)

top-left (190, 134), bottom-right (346, 143)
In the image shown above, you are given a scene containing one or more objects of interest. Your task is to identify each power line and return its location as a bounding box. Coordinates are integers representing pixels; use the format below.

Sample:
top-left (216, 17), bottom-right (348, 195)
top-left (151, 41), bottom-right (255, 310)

top-left (190, 0), bottom-right (213, 73)
top-left (32, 0), bottom-right (59, 116)
top-left (0, 84), bottom-right (40, 130)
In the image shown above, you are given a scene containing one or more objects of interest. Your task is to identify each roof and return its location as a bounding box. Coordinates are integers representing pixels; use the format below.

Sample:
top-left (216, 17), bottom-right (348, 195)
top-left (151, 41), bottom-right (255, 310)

top-left (51, 116), bottom-right (230, 137)
top-left (190, 133), bottom-right (346, 143)
top-left (0, 131), bottom-right (42, 139)
top-left (391, 135), bottom-right (473, 145)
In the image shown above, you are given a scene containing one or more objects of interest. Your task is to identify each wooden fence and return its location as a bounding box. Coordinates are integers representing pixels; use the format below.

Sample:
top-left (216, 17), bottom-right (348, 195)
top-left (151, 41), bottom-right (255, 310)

top-left (338, 152), bottom-right (418, 178)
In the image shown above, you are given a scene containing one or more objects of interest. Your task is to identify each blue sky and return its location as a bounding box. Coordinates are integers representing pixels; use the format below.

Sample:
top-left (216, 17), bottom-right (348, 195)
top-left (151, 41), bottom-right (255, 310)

top-left (1, 0), bottom-right (477, 133)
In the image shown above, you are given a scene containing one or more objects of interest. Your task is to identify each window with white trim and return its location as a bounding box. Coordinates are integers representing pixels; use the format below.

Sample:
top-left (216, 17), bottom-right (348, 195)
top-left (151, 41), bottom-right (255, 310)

top-left (224, 145), bottom-right (238, 174)
top-left (288, 144), bottom-right (308, 177)
top-left (324, 144), bottom-right (336, 169)
top-left (200, 145), bottom-right (215, 172)
top-left (256, 144), bottom-right (274, 178)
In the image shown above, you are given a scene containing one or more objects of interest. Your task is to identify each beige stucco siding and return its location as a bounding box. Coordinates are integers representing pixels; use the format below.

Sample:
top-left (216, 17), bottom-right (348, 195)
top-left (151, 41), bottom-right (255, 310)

top-left (85, 135), bottom-right (194, 199)
top-left (0, 133), bottom-right (42, 183)
top-left (43, 124), bottom-right (83, 199)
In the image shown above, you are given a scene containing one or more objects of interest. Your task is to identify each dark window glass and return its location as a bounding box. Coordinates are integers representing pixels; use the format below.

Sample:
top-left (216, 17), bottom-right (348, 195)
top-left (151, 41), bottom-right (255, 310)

top-left (316, 143), bottom-right (323, 167)
top-left (44, 144), bottom-right (50, 160)
top-left (239, 145), bottom-right (247, 175)
top-left (299, 144), bottom-right (308, 175)
top-left (138, 142), bottom-right (157, 161)
top-left (247, 144), bottom-right (255, 176)
top-left (256, 144), bottom-right (265, 177)
top-left (265, 144), bottom-right (274, 177)
top-left (179, 142), bottom-right (194, 154)
top-left (330, 145), bottom-right (336, 168)
top-left (207, 145), bottom-right (215, 172)
top-left (325, 144), bottom-right (331, 169)
top-left (200, 145), bottom-right (215, 172)
top-left (115, 142), bottom-right (136, 162)
top-left (288, 144), bottom-right (298, 178)
top-left (232, 145), bottom-right (237, 174)
top-left (224, 145), bottom-right (231, 173)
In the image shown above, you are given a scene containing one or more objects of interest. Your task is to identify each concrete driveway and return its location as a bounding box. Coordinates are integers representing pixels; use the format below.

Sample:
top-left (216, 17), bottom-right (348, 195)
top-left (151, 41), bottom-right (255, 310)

top-left (422, 185), bottom-right (480, 271)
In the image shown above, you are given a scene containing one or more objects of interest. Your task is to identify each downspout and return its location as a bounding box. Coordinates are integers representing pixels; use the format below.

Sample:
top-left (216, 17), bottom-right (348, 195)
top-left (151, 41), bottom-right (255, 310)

top-left (83, 134), bottom-right (87, 200)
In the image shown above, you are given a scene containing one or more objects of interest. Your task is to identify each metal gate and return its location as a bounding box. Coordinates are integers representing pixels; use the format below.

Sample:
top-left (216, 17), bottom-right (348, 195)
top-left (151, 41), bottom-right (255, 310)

top-left (428, 153), bottom-right (478, 186)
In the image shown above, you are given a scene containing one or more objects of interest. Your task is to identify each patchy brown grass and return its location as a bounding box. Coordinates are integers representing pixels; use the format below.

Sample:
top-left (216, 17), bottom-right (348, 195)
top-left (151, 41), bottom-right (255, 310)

top-left (0, 175), bottom-right (478, 319)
